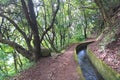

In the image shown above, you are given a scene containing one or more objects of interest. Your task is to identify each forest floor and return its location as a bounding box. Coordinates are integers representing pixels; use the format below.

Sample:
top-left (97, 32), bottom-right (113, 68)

top-left (89, 33), bottom-right (120, 73)
top-left (15, 44), bottom-right (80, 80)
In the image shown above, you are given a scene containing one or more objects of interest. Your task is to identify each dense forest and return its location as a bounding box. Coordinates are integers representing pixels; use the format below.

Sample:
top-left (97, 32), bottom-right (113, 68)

top-left (0, 0), bottom-right (120, 80)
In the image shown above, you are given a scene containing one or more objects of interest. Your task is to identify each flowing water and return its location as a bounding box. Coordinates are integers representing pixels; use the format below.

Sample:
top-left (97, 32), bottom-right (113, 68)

top-left (78, 49), bottom-right (104, 80)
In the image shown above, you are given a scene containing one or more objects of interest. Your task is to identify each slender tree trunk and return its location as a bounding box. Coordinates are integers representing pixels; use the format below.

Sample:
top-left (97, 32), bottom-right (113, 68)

top-left (60, 29), bottom-right (63, 49)
top-left (0, 66), bottom-right (6, 74)
top-left (13, 52), bottom-right (18, 73)
top-left (17, 53), bottom-right (23, 70)
top-left (83, 10), bottom-right (87, 39)
top-left (63, 29), bottom-right (66, 48)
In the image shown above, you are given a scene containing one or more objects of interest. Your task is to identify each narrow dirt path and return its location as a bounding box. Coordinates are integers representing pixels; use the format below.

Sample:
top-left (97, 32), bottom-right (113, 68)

top-left (16, 44), bottom-right (80, 80)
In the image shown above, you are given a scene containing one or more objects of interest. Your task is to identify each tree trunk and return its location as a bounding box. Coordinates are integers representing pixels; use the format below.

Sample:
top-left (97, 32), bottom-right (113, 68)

top-left (21, 0), bottom-right (41, 61)
top-left (0, 38), bottom-right (33, 60)
top-left (17, 53), bottom-right (23, 70)
top-left (28, 0), bottom-right (41, 61)
top-left (94, 0), bottom-right (111, 25)
top-left (13, 52), bottom-right (18, 73)
top-left (83, 10), bottom-right (87, 39)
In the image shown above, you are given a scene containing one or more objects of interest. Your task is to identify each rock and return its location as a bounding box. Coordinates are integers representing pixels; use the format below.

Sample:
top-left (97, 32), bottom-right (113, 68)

top-left (41, 47), bottom-right (51, 57)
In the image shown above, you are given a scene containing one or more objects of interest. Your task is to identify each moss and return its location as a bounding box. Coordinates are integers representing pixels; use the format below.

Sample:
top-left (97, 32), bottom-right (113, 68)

top-left (74, 49), bottom-right (85, 80)
top-left (74, 50), bottom-right (78, 62)
top-left (87, 49), bottom-right (120, 80)
top-left (41, 48), bottom-right (51, 57)
top-left (77, 66), bottom-right (85, 80)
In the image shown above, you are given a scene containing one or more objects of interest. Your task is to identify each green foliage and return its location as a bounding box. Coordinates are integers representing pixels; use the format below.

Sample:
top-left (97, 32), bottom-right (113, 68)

top-left (0, 43), bottom-right (35, 79)
top-left (0, 0), bottom-right (10, 4)
top-left (22, 61), bottom-right (35, 71)
top-left (0, 0), bottom-right (116, 79)
top-left (75, 35), bottom-right (85, 41)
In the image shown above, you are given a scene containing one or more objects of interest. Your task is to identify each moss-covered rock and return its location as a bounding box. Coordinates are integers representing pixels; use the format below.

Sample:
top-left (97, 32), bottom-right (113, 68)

top-left (41, 48), bottom-right (51, 57)
top-left (87, 49), bottom-right (120, 80)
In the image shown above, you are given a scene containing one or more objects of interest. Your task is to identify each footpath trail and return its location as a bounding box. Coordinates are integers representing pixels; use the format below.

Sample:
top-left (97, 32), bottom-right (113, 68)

top-left (16, 44), bottom-right (80, 80)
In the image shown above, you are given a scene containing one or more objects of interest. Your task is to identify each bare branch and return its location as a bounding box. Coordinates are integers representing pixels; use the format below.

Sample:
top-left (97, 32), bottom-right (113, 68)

top-left (0, 14), bottom-right (28, 40)
top-left (40, 0), bottom-right (60, 43)
top-left (21, 0), bottom-right (32, 25)
top-left (0, 17), bottom-right (4, 33)
top-left (80, 6), bottom-right (98, 10)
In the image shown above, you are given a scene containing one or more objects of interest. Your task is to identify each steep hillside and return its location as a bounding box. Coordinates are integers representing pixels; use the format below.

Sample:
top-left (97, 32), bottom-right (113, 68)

top-left (89, 6), bottom-right (120, 73)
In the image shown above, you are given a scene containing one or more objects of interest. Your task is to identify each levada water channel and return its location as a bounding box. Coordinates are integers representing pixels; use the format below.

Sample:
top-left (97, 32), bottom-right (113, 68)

top-left (76, 42), bottom-right (104, 80)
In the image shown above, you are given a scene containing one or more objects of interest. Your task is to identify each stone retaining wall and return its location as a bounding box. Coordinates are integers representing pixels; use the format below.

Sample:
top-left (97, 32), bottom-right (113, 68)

top-left (87, 49), bottom-right (120, 80)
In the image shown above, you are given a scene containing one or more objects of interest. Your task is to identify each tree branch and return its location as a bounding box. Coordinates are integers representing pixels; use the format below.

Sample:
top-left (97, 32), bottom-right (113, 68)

top-left (80, 6), bottom-right (98, 10)
top-left (0, 38), bottom-right (32, 60)
top-left (21, 0), bottom-right (32, 25)
top-left (94, 0), bottom-right (111, 24)
top-left (0, 13), bottom-right (33, 51)
top-left (0, 14), bottom-right (28, 40)
top-left (40, 0), bottom-right (60, 43)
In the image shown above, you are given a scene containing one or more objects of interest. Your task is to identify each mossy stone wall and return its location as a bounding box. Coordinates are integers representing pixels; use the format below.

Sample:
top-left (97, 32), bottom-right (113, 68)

top-left (87, 49), bottom-right (120, 80)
